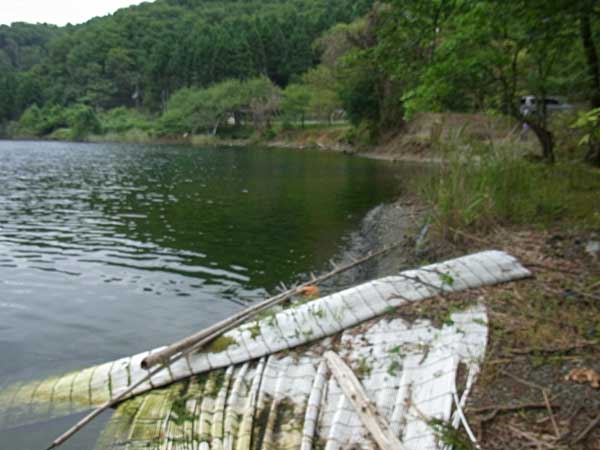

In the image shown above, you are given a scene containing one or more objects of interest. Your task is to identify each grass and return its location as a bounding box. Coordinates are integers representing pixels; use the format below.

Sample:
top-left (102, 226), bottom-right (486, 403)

top-left (419, 144), bottom-right (600, 241)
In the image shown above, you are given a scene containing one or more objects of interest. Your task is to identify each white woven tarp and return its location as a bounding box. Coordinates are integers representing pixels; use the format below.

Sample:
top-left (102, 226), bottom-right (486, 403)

top-left (0, 250), bottom-right (531, 449)
top-left (95, 307), bottom-right (488, 450)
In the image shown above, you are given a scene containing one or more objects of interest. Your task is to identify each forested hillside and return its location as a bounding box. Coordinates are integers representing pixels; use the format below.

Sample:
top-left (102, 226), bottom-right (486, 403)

top-left (1, 0), bottom-right (599, 167)
top-left (0, 0), bottom-right (371, 124)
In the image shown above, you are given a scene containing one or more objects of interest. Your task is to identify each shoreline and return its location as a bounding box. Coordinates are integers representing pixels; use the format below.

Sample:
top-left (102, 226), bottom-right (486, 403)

top-left (0, 135), bottom-right (440, 164)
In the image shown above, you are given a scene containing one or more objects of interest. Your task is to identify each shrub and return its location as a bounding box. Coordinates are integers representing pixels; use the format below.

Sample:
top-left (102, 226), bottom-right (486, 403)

top-left (15, 103), bottom-right (100, 139)
top-left (571, 108), bottom-right (600, 166)
top-left (98, 107), bottom-right (155, 134)
top-left (65, 104), bottom-right (101, 140)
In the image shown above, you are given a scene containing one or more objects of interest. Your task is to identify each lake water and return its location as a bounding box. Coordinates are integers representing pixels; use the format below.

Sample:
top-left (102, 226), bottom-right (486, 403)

top-left (0, 140), bottom-right (406, 448)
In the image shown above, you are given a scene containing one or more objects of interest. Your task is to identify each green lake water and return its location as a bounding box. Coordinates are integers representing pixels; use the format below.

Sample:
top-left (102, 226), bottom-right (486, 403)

top-left (0, 140), bottom-right (408, 449)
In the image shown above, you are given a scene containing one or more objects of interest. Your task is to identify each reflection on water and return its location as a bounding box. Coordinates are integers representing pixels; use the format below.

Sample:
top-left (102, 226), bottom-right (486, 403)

top-left (0, 140), bottom-right (404, 389)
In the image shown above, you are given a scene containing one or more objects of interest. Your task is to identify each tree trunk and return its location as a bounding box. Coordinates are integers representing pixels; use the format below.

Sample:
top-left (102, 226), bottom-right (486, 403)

top-left (580, 6), bottom-right (600, 107)
top-left (527, 119), bottom-right (555, 163)
top-left (586, 142), bottom-right (600, 167)
top-left (212, 119), bottom-right (221, 136)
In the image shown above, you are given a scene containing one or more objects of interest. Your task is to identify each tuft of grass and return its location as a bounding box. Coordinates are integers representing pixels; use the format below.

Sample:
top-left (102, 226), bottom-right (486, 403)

top-left (429, 418), bottom-right (476, 450)
top-left (419, 147), bottom-right (600, 241)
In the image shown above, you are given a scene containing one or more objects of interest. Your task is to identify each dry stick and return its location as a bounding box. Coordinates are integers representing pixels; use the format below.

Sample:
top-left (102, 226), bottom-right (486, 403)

top-left (467, 402), bottom-right (559, 415)
top-left (507, 425), bottom-right (554, 449)
top-left (541, 284), bottom-right (600, 302)
top-left (508, 341), bottom-right (595, 356)
top-left (324, 351), bottom-right (408, 450)
top-left (587, 279), bottom-right (600, 291)
top-left (499, 370), bottom-right (563, 439)
top-left (45, 240), bottom-right (405, 450)
top-left (573, 413), bottom-right (600, 444)
top-left (142, 240), bottom-right (405, 370)
top-left (500, 369), bottom-right (546, 391)
top-left (542, 389), bottom-right (560, 438)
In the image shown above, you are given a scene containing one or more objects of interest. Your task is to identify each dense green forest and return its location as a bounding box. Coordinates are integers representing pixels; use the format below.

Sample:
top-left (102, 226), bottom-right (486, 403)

top-left (0, 0), bottom-right (371, 123)
top-left (1, 0), bottom-right (599, 164)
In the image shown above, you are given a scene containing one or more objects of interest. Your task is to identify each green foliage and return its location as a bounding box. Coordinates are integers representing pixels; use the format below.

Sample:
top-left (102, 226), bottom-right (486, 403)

top-left (0, 0), bottom-right (371, 122)
top-left (303, 66), bottom-right (342, 121)
top-left (572, 108), bottom-right (600, 165)
top-left (428, 418), bottom-right (475, 450)
top-left (65, 104), bottom-right (101, 140)
top-left (17, 104), bottom-right (65, 137)
top-left (14, 103), bottom-right (100, 139)
top-left (315, 0), bottom-right (599, 163)
top-left (158, 77), bottom-right (280, 136)
top-left (281, 84), bottom-right (312, 126)
top-left (98, 107), bottom-right (155, 134)
top-left (0, 22), bottom-right (62, 71)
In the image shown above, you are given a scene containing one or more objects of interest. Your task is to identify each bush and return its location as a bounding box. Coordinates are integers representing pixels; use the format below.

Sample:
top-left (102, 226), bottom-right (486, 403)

top-left (47, 127), bottom-right (74, 141)
top-left (17, 104), bottom-right (66, 136)
top-left (65, 104), bottom-right (101, 140)
top-left (343, 122), bottom-right (376, 147)
top-left (571, 108), bottom-right (600, 166)
top-left (98, 107), bottom-right (155, 134)
top-left (14, 103), bottom-right (100, 139)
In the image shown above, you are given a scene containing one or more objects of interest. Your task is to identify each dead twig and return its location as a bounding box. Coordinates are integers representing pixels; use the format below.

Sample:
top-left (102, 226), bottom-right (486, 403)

top-left (500, 369), bottom-right (545, 391)
top-left (542, 390), bottom-right (560, 438)
top-left (573, 413), bottom-right (600, 444)
top-left (467, 402), bottom-right (559, 415)
top-left (507, 342), bottom-right (596, 356)
top-left (473, 402), bottom-right (561, 425)
top-left (541, 284), bottom-right (600, 302)
top-left (508, 425), bottom-right (555, 449)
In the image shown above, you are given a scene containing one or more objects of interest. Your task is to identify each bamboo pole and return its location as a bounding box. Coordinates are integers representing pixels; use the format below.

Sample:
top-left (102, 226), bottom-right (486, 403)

top-left (45, 241), bottom-right (405, 450)
top-left (141, 241), bottom-right (405, 369)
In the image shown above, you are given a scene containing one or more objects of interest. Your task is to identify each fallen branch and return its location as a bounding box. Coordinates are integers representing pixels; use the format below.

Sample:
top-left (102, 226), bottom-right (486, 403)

top-left (324, 351), bottom-right (408, 450)
top-left (45, 240), bottom-right (406, 450)
top-left (467, 402), bottom-right (559, 415)
top-left (507, 342), bottom-right (596, 356)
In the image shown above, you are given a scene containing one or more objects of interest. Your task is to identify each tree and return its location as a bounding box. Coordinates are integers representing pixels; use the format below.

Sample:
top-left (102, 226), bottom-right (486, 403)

top-left (105, 48), bottom-right (140, 108)
top-left (0, 70), bottom-right (17, 124)
top-left (578, 0), bottom-right (600, 107)
top-left (1, 0), bottom-right (368, 117)
top-left (376, 0), bottom-right (581, 162)
top-left (282, 84), bottom-right (312, 127)
top-left (243, 77), bottom-right (281, 130)
top-left (158, 77), bottom-right (280, 136)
